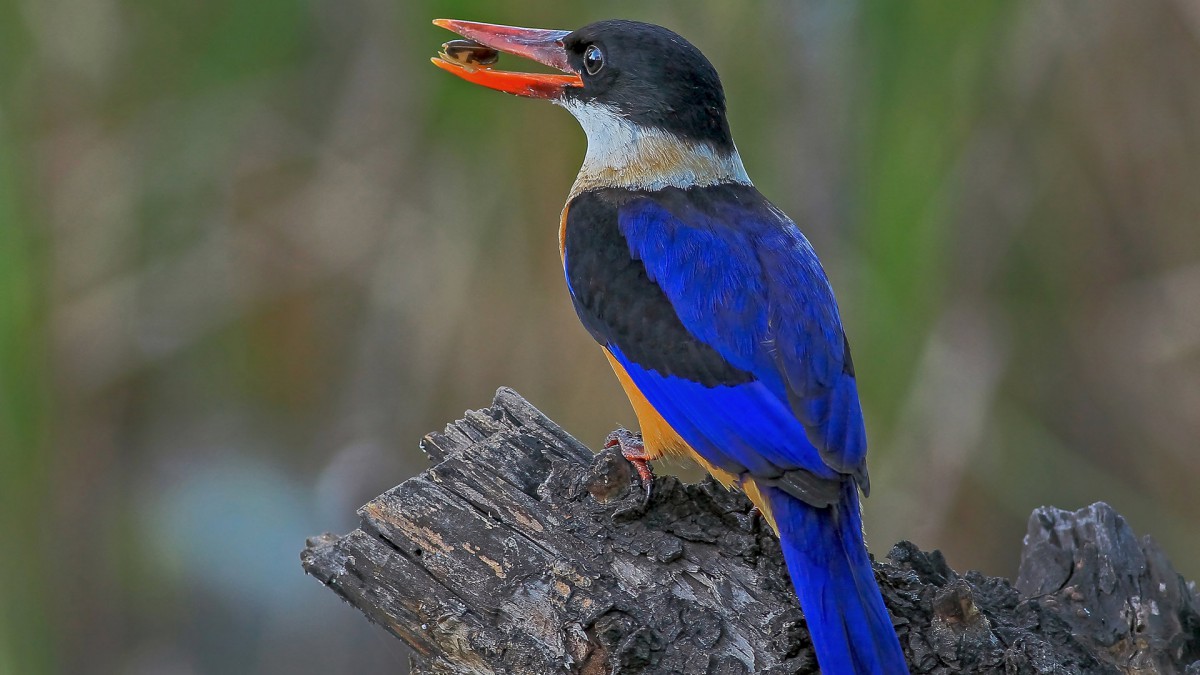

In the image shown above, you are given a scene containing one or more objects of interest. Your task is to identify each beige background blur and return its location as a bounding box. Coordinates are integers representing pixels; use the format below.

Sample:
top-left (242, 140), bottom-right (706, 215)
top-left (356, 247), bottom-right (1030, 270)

top-left (2, 1), bottom-right (1198, 673)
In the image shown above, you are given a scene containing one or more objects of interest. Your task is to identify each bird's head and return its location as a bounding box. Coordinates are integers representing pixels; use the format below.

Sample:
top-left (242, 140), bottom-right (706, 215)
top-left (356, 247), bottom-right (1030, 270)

top-left (433, 19), bottom-right (749, 194)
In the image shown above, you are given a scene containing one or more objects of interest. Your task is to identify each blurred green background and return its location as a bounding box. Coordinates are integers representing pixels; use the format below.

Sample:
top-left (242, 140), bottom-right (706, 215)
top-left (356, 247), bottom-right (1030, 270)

top-left (2, 0), bottom-right (1198, 672)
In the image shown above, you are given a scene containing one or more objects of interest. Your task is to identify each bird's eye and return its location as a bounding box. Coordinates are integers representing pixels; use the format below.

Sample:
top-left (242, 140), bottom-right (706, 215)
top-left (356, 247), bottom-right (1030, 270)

top-left (583, 45), bottom-right (604, 75)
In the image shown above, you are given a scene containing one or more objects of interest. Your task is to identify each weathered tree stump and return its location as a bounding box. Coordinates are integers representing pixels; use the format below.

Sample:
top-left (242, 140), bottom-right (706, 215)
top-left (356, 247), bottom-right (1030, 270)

top-left (301, 388), bottom-right (1200, 674)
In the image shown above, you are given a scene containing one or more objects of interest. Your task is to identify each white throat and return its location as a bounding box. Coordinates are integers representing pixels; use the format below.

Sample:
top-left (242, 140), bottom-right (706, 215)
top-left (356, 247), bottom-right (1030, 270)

top-left (558, 100), bottom-right (751, 199)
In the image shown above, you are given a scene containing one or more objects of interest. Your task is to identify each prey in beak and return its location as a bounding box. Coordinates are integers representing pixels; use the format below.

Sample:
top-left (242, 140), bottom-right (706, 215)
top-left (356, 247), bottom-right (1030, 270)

top-left (431, 19), bottom-right (583, 99)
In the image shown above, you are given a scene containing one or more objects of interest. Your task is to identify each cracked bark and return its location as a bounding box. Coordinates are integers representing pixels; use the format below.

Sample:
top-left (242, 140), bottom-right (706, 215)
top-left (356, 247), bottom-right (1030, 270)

top-left (301, 388), bottom-right (1200, 674)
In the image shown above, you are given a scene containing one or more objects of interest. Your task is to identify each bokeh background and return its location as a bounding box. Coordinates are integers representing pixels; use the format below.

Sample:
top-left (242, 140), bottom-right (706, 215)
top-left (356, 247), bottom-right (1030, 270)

top-left (2, 0), bottom-right (1199, 672)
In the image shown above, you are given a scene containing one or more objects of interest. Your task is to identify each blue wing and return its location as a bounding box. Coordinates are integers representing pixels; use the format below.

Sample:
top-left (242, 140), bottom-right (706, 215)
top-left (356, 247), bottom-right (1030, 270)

top-left (564, 185), bottom-right (868, 499)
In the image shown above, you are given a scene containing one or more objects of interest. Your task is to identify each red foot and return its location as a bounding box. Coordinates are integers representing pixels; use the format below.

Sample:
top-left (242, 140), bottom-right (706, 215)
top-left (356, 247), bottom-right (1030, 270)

top-left (605, 428), bottom-right (654, 504)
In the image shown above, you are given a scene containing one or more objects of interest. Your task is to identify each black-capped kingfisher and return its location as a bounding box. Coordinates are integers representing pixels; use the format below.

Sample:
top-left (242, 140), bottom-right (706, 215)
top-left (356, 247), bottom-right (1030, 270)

top-left (432, 19), bottom-right (910, 674)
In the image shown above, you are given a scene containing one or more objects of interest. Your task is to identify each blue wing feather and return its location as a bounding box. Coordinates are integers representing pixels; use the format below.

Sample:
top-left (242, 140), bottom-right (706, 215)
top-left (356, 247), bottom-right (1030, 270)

top-left (615, 193), bottom-right (867, 478)
top-left (607, 343), bottom-right (838, 480)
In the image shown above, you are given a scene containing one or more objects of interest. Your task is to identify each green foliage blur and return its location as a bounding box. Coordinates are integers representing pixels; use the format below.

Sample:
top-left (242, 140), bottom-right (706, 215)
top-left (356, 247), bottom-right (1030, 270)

top-left (2, 0), bottom-right (1198, 672)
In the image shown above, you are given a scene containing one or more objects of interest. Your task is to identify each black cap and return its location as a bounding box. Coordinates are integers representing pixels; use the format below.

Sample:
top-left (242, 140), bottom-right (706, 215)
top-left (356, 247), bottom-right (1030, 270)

top-left (560, 20), bottom-right (734, 153)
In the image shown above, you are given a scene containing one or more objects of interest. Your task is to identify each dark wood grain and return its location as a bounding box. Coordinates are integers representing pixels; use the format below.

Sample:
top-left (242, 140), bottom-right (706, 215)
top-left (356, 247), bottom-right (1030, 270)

top-left (302, 388), bottom-right (1200, 674)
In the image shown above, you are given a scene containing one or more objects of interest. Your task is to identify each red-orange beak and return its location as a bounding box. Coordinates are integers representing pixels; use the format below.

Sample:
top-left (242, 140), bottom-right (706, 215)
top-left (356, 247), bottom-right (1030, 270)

top-left (432, 19), bottom-right (583, 99)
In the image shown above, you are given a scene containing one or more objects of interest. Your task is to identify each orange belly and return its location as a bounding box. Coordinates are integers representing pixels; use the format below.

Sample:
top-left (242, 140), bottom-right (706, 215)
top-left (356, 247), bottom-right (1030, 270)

top-left (603, 349), bottom-right (686, 460)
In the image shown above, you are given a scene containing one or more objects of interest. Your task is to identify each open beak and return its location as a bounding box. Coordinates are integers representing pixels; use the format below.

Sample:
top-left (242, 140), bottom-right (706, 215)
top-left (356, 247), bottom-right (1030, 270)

top-left (431, 19), bottom-right (582, 99)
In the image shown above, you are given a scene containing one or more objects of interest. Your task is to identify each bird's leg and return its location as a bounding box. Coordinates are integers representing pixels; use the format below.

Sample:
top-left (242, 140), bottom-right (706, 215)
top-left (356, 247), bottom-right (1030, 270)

top-left (604, 427), bottom-right (654, 505)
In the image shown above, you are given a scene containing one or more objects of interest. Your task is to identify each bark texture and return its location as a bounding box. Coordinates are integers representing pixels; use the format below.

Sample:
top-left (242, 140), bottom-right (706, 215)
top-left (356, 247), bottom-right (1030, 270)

top-left (301, 388), bottom-right (1200, 674)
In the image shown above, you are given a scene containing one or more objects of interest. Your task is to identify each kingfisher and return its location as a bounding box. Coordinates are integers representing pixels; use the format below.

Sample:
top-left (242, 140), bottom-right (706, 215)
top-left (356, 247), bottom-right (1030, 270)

top-left (433, 19), bottom-right (910, 674)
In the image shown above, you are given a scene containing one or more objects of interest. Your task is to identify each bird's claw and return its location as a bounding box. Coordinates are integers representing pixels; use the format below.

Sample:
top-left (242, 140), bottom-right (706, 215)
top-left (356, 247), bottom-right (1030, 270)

top-left (747, 505), bottom-right (765, 532)
top-left (605, 428), bottom-right (654, 506)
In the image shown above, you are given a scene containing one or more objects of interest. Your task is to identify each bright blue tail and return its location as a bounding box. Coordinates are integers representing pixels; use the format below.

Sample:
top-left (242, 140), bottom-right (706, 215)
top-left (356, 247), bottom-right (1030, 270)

top-left (767, 483), bottom-right (909, 674)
